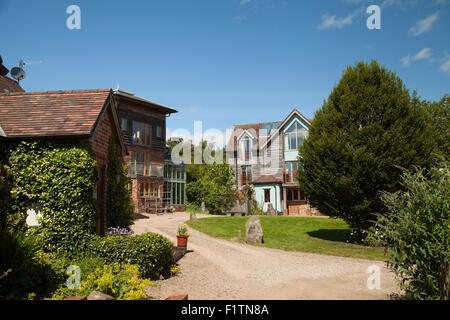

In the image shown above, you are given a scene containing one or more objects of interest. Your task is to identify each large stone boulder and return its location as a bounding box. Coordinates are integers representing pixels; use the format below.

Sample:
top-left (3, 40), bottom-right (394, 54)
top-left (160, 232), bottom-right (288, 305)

top-left (245, 216), bottom-right (264, 243)
top-left (189, 212), bottom-right (197, 221)
top-left (87, 291), bottom-right (115, 300)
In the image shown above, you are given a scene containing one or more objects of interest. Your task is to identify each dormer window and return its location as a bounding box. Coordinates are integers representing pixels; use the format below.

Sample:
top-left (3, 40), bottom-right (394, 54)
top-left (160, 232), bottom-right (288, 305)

top-left (285, 122), bottom-right (304, 152)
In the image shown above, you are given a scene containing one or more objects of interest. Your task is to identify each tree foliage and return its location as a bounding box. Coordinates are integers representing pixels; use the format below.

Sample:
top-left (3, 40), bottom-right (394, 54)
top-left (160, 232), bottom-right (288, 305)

top-left (186, 163), bottom-right (237, 214)
top-left (298, 60), bottom-right (437, 232)
top-left (106, 138), bottom-right (135, 228)
top-left (369, 158), bottom-right (449, 300)
top-left (423, 94), bottom-right (450, 159)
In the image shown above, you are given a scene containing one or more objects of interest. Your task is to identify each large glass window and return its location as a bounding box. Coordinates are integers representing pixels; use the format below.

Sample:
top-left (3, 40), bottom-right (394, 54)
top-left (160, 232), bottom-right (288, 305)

top-left (140, 182), bottom-right (159, 198)
top-left (130, 152), bottom-right (161, 176)
top-left (239, 135), bottom-right (251, 161)
top-left (284, 122), bottom-right (304, 151)
top-left (132, 121), bottom-right (151, 145)
top-left (241, 166), bottom-right (252, 185)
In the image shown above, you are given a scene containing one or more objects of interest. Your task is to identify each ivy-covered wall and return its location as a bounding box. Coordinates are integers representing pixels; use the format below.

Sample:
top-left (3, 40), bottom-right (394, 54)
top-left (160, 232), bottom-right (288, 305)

top-left (7, 141), bottom-right (98, 256)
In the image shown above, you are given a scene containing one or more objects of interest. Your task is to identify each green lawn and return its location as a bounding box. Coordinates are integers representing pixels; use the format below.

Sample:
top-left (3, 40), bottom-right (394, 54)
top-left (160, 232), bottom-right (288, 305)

top-left (186, 216), bottom-right (387, 261)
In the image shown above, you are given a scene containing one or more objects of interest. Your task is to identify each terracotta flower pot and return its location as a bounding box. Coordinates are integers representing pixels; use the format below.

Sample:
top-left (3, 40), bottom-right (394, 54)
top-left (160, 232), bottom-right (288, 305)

top-left (177, 235), bottom-right (188, 247)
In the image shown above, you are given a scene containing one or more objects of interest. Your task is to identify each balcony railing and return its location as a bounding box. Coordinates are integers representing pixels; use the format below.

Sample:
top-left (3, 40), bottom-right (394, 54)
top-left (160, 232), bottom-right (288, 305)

top-left (283, 170), bottom-right (297, 183)
top-left (129, 162), bottom-right (164, 178)
top-left (241, 173), bottom-right (252, 186)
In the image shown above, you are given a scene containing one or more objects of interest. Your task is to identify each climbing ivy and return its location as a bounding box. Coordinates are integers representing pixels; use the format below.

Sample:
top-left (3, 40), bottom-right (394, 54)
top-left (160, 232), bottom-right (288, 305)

top-left (106, 137), bottom-right (135, 228)
top-left (8, 141), bottom-right (98, 256)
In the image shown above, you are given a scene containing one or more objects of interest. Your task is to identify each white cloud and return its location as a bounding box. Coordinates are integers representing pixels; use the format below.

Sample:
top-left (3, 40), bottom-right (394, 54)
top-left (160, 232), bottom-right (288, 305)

top-left (317, 13), bottom-right (355, 29)
top-left (401, 55), bottom-right (411, 67)
top-left (409, 12), bottom-right (439, 36)
top-left (440, 57), bottom-right (450, 74)
top-left (413, 47), bottom-right (432, 61)
top-left (240, 0), bottom-right (251, 5)
top-left (401, 48), bottom-right (433, 68)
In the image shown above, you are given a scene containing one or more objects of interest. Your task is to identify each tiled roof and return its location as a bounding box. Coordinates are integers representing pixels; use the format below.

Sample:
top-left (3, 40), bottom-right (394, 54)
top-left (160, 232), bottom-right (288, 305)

top-left (0, 76), bottom-right (25, 93)
top-left (252, 174), bottom-right (282, 184)
top-left (0, 89), bottom-right (111, 138)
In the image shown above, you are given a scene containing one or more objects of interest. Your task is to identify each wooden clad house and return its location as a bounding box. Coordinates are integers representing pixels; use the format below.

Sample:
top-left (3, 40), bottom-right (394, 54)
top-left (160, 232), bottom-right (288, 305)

top-left (112, 88), bottom-right (181, 213)
top-left (226, 109), bottom-right (323, 216)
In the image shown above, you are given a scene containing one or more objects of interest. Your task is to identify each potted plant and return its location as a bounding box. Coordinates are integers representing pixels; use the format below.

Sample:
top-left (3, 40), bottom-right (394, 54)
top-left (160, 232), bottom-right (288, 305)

top-left (177, 223), bottom-right (189, 247)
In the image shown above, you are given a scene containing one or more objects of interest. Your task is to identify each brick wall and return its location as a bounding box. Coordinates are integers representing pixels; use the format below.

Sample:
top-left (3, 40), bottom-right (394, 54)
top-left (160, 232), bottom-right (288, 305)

top-left (90, 106), bottom-right (120, 234)
top-left (283, 202), bottom-right (325, 216)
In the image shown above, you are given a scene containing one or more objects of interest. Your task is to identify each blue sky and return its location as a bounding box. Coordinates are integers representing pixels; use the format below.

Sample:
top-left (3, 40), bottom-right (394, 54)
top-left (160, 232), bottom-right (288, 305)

top-left (1, 0), bottom-right (449, 139)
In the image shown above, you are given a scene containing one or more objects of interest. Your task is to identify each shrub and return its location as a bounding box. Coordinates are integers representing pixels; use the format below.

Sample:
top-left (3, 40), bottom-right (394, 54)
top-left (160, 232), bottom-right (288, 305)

top-left (8, 141), bottom-right (98, 256)
top-left (80, 263), bottom-right (151, 300)
top-left (52, 262), bottom-right (151, 300)
top-left (0, 164), bottom-right (12, 230)
top-left (106, 138), bottom-right (135, 228)
top-left (186, 181), bottom-right (204, 207)
top-left (370, 158), bottom-right (450, 300)
top-left (87, 233), bottom-right (174, 279)
top-left (0, 229), bottom-right (61, 299)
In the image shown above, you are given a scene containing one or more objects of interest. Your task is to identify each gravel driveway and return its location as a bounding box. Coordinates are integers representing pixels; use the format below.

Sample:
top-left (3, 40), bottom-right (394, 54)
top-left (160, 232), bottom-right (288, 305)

top-left (131, 212), bottom-right (398, 300)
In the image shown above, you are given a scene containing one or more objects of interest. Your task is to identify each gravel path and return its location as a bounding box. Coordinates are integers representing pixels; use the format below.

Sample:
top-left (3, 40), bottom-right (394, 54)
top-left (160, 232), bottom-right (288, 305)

top-left (130, 212), bottom-right (398, 300)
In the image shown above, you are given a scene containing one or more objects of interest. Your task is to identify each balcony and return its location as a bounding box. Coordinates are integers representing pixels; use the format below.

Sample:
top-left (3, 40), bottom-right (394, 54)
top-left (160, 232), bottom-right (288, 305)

top-left (283, 170), bottom-right (297, 184)
top-left (240, 173), bottom-right (252, 186)
top-left (129, 162), bottom-right (164, 178)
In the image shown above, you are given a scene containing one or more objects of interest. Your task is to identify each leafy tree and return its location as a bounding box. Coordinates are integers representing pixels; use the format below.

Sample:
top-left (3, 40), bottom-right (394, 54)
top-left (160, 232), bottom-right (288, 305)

top-left (369, 158), bottom-right (449, 300)
top-left (106, 138), bottom-right (135, 228)
top-left (298, 60), bottom-right (437, 233)
top-left (423, 94), bottom-right (449, 159)
top-left (185, 163), bottom-right (237, 214)
top-left (200, 163), bottom-right (237, 214)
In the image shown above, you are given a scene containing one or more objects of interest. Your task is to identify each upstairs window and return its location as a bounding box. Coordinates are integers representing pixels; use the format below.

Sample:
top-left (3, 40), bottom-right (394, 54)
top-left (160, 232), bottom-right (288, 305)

top-left (239, 135), bottom-right (251, 161)
top-left (121, 118), bottom-right (127, 131)
top-left (132, 121), bottom-right (151, 145)
top-left (156, 126), bottom-right (162, 138)
top-left (285, 122), bottom-right (305, 152)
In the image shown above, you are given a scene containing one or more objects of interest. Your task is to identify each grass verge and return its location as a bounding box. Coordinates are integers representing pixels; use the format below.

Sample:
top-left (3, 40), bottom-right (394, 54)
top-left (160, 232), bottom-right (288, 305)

top-left (186, 216), bottom-right (386, 261)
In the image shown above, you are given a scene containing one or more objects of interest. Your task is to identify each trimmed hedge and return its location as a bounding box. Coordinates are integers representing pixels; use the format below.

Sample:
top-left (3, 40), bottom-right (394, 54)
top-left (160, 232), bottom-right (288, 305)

top-left (87, 232), bottom-right (174, 279)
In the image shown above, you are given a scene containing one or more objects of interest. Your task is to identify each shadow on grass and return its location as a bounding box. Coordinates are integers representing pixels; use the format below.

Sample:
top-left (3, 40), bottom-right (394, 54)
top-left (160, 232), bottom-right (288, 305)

top-left (307, 229), bottom-right (351, 243)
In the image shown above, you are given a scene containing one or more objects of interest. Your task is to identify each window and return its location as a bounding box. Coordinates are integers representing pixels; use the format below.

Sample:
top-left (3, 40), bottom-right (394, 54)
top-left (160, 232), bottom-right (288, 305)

top-left (284, 161), bottom-right (299, 183)
top-left (241, 166), bottom-right (252, 185)
top-left (286, 188), bottom-right (306, 202)
top-left (121, 118), bottom-right (127, 131)
top-left (156, 126), bottom-right (162, 138)
top-left (140, 182), bottom-right (159, 198)
top-left (285, 121), bottom-right (305, 151)
top-left (132, 121), bottom-right (151, 145)
top-left (264, 189), bottom-right (271, 203)
top-left (285, 161), bottom-right (298, 173)
top-left (130, 152), bottom-right (151, 176)
top-left (239, 135), bottom-right (251, 161)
